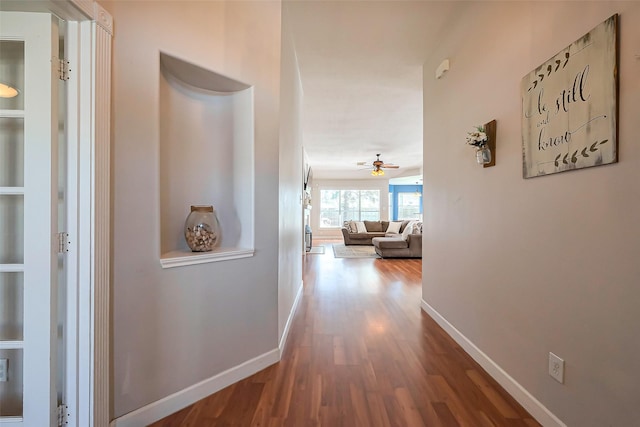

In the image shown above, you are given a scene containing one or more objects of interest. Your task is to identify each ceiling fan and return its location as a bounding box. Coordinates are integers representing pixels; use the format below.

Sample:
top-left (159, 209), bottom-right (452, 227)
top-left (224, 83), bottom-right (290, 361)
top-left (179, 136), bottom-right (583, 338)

top-left (357, 154), bottom-right (399, 176)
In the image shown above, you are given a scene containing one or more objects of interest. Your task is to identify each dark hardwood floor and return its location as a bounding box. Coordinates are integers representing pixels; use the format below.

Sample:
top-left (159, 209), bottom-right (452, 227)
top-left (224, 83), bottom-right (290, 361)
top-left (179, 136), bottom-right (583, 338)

top-left (150, 240), bottom-right (540, 427)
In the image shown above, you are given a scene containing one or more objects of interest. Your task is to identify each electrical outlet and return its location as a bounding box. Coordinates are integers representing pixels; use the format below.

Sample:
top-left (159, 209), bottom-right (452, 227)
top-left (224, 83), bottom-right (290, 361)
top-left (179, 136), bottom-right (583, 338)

top-left (548, 352), bottom-right (564, 383)
top-left (0, 358), bottom-right (8, 382)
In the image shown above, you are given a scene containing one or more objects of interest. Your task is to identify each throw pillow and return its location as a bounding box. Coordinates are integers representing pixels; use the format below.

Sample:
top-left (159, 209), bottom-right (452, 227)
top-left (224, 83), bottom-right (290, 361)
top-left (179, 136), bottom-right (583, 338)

top-left (386, 221), bottom-right (402, 234)
top-left (348, 220), bottom-right (357, 233)
top-left (401, 221), bottom-right (415, 240)
top-left (412, 222), bottom-right (423, 234)
top-left (354, 221), bottom-right (367, 233)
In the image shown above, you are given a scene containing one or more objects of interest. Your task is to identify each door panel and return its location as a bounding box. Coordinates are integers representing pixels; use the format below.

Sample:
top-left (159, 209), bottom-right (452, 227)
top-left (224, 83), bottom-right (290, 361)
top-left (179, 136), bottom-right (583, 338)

top-left (0, 11), bottom-right (59, 427)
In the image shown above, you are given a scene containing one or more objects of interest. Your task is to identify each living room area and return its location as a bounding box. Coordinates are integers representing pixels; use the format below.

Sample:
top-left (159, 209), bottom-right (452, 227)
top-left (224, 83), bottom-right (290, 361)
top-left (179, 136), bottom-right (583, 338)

top-left (305, 174), bottom-right (424, 259)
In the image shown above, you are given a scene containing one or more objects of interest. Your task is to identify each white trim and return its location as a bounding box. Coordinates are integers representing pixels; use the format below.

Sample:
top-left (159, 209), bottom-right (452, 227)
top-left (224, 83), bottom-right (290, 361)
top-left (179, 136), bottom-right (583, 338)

top-left (92, 19), bottom-right (112, 427)
top-left (109, 349), bottom-right (281, 427)
top-left (160, 248), bottom-right (255, 269)
top-left (93, 2), bottom-right (112, 34)
top-left (420, 300), bottom-right (567, 427)
top-left (0, 341), bottom-right (24, 350)
top-left (74, 12), bottom-right (114, 427)
top-left (279, 280), bottom-right (304, 355)
top-left (64, 19), bottom-right (83, 427)
top-left (0, 187), bottom-right (24, 195)
top-left (0, 416), bottom-right (22, 426)
top-left (75, 19), bottom-right (94, 427)
top-left (69, 0), bottom-right (94, 18)
top-left (0, 264), bottom-right (24, 272)
top-left (0, 109), bottom-right (24, 118)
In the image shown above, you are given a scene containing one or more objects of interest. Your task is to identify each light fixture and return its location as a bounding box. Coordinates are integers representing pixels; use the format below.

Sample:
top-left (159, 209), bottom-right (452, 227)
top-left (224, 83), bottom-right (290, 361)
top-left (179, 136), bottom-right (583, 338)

top-left (371, 167), bottom-right (384, 176)
top-left (0, 83), bottom-right (19, 98)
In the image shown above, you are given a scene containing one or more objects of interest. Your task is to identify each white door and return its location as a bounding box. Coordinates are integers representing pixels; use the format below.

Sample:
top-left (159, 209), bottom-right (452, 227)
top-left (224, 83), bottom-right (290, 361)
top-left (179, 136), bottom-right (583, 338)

top-left (0, 12), bottom-right (60, 426)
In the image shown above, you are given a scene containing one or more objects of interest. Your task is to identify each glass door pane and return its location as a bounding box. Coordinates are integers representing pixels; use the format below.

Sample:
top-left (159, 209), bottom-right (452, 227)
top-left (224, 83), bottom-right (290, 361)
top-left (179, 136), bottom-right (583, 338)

top-left (0, 273), bottom-right (23, 341)
top-left (0, 349), bottom-right (23, 417)
top-left (0, 41), bottom-right (24, 111)
top-left (0, 117), bottom-right (24, 188)
top-left (0, 196), bottom-right (24, 264)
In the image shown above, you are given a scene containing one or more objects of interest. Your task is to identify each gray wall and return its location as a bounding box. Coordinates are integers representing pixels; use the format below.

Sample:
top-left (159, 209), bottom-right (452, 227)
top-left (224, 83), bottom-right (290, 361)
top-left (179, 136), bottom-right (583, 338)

top-left (422, 2), bottom-right (640, 426)
top-left (278, 5), bottom-right (304, 345)
top-left (105, 0), bottom-right (283, 417)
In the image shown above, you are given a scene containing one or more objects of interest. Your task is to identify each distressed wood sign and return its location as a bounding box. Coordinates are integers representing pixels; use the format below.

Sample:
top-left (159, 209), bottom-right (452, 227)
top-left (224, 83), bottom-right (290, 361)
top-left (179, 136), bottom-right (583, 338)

top-left (521, 14), bottom-right (618, 179)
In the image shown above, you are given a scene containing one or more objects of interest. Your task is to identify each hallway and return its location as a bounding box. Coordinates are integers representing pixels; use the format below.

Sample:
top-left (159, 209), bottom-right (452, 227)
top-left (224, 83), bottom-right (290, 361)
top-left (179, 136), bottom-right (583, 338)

top-left (151, 241), bottom-right (539, 426)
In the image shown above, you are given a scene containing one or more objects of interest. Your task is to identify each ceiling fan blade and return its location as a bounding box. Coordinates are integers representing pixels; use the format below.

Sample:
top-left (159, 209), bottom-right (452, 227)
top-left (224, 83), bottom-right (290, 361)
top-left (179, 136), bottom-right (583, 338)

top-left (381, 164), bottom-right (400, 169)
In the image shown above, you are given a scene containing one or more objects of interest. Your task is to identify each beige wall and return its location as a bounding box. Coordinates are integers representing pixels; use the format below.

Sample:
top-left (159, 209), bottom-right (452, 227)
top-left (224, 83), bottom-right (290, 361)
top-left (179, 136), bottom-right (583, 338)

top-left (422, 2), bottom-right (640, 426)
top-left (278, 5), bottom-right (304, 344)
top-left (104, 0), bottom-right (283, 418)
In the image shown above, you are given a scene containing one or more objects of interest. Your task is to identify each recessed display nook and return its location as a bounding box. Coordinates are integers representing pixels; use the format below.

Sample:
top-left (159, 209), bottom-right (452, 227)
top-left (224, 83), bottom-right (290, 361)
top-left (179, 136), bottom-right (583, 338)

top-left (159, 52), bottom-right (254, 268)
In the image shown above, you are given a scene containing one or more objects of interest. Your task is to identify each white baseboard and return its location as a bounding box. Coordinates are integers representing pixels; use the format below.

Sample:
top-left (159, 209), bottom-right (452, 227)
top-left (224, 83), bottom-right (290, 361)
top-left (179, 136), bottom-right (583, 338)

top-left (420, 300), bottom-right (566, 427)
top-left (279, 280), bottom-right (303, 355)
top-left (110, 348), bottom-right (280, 427)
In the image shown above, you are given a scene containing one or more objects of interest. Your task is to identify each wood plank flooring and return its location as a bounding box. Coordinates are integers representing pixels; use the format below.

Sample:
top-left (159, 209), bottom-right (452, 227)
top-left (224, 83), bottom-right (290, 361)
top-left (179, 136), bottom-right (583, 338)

top-left (150, 240), bottom-right (540, 427)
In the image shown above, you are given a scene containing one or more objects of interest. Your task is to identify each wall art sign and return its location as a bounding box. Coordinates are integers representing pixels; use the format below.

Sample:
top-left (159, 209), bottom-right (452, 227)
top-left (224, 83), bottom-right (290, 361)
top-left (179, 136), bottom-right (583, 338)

top-left (521, 14), bottom-right (618, 179)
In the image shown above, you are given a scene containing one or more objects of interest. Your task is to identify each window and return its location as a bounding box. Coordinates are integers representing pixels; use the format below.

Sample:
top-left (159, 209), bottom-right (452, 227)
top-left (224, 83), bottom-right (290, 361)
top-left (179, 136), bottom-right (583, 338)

top-left (319, 189), bottom-right (380, 227)
top-left (397, 192), bottom-right (422, 220)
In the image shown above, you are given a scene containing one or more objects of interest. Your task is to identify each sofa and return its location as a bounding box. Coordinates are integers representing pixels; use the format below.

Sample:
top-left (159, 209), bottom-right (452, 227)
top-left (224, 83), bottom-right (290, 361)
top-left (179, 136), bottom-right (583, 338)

top-left (369, 219), bottom-right (423, 258)
top-left (372, 234), bottom-right (422, 258)
top-left (341, 220), bottom-right (410, 245)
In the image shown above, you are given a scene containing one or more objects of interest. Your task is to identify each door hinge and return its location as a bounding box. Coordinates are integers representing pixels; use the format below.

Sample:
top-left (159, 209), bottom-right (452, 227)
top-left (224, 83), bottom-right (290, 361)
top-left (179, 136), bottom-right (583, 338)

top-left (58, 58), bottom-right (70, 81)
top-left (57, 404), bottom-right (68, 426)
top-left (57, 232), bottom-right (70, 254)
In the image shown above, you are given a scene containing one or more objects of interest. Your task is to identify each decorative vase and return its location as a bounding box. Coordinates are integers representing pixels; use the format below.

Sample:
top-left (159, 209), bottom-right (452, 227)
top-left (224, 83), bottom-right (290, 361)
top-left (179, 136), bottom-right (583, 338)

top-left (184, 205), bottom-right (220, 252)
top-left (476, 145), bottom-right (492, 165)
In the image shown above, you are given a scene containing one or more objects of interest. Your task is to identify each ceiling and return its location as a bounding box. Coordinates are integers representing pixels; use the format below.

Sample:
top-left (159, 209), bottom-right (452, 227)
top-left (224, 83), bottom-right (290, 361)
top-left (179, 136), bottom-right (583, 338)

top-left (286, 1), bottom-right (463, 181)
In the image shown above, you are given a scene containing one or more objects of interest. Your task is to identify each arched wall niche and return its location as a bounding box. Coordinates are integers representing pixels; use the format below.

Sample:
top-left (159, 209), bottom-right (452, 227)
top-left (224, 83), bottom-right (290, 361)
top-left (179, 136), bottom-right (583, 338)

top-left (159, 52), bottom-right (254, 268)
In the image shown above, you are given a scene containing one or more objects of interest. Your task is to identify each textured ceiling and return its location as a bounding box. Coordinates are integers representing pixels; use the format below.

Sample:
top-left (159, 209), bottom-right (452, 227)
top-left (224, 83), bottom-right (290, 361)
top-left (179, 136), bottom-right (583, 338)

top-left (286, 1), bottom-right (463, 180)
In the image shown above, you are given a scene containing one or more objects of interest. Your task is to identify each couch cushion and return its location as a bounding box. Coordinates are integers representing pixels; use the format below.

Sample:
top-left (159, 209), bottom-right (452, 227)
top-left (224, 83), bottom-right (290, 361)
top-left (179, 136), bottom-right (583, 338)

top-left (401, 221), bottom-right (416, 240)
top-left (398, 220), bottom-right (411, 232)
top-left (412, 221), bottom-right (423, 234)
top-left (354, 221), bottom-right (367, 233)
top-left (386, 221), bottom-right (402, 234)
top-left (364, 220), bottom-right (382, 232)
top-left (349, 232), bottom-right (372, 240)
top-left (372, 237), bottom-right (408, 249)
